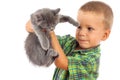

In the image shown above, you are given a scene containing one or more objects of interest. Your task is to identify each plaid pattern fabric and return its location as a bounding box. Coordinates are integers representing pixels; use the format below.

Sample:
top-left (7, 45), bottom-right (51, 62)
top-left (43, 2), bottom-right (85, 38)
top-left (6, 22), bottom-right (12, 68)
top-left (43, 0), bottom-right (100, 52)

top-left (52, 35), bottom-right (101, 80)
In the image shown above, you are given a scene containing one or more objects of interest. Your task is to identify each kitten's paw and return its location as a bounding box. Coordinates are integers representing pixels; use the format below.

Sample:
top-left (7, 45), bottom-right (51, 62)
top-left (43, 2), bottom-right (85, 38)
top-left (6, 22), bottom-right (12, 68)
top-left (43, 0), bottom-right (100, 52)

top-left (74, 22), bottom-right (79, 27)
top-left (45, 49), bottom-right (59, 67)
top-left (47, 49), bottom-right (59, 58)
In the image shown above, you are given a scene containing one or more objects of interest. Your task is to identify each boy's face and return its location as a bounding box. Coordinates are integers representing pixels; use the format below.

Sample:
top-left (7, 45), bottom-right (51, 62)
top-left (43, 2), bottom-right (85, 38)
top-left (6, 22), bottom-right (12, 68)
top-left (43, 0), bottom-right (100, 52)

top-left (76, 10), bottom-right (110, 49)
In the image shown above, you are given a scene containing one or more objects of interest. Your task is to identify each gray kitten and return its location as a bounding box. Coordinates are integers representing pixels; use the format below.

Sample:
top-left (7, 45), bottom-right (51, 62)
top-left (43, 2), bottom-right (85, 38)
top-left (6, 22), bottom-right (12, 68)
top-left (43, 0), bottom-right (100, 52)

top-left (25, 8), bottom-right (79, 67)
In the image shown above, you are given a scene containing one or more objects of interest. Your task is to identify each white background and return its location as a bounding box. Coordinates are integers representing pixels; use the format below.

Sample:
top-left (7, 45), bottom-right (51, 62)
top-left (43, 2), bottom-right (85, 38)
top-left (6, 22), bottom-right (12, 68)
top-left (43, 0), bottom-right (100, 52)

top-left (0, 0), bottom-right (120, 80)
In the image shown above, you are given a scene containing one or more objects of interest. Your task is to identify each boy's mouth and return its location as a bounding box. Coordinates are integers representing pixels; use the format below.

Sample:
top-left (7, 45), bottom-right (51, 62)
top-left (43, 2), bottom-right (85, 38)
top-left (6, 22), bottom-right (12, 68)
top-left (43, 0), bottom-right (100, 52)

top-left (78, 39), bottom-right (88, 43)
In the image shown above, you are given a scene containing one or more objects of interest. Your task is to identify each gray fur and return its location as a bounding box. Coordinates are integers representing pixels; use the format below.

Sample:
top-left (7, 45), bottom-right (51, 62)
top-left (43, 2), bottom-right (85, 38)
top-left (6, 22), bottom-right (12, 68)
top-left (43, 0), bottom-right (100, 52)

top-left (25, 8), bottom-right (79, 67)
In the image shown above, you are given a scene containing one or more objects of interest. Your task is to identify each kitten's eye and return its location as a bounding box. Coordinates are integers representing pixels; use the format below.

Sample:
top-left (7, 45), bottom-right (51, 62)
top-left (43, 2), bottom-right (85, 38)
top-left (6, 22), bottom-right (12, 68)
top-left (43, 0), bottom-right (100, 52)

top-left (36, 15), bottom-right (43, 21)
top-left (37, 18), bottom-right (42, 22)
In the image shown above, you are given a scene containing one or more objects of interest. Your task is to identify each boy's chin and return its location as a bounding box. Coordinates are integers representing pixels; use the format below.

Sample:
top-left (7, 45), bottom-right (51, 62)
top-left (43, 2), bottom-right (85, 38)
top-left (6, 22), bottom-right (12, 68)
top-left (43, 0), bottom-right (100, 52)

top-left (79, 45), bottom-right (91, 49)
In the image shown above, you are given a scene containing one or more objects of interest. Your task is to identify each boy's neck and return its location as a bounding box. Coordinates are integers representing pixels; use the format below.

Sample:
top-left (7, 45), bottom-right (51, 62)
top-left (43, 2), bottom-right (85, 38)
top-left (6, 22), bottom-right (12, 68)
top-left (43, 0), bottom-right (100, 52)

top-left (75, 45), bottom-right (100, 50)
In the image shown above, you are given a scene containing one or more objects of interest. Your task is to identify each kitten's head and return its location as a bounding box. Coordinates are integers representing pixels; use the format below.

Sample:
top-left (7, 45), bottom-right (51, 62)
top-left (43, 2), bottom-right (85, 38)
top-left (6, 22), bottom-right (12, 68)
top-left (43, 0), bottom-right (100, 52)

top-left (31, 8), bottom-right (60, 30)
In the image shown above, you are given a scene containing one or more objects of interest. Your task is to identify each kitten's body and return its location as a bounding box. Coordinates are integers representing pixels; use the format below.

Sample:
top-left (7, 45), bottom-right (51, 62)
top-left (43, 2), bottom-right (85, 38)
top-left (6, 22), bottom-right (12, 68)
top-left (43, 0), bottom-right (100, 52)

top-left (25, 8), bottom-right (79, 67)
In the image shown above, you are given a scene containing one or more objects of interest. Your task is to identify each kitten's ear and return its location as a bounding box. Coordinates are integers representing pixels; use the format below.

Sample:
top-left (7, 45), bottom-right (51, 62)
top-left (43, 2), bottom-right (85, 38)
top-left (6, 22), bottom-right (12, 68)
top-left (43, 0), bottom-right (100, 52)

top-left (53, 8), bottom-right (60, 15)
top-left (31, 13), bottom-right (38, 25)
top-left (30, 14), bottom-right (35, 24)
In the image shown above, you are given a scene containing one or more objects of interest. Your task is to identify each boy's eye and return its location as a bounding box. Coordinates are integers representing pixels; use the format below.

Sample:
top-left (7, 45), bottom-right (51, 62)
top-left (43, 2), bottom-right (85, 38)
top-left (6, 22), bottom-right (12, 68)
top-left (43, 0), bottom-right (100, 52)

top-left (78, 26), bottom-right (82, 29)
top-left (87, 27), bottom-right (94, 31)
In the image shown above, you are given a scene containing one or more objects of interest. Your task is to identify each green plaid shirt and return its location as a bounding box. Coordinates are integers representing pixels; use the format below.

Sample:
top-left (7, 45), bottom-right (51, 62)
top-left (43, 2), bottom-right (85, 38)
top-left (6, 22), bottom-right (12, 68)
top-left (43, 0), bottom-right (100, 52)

top-left (52, 35), bottom-right (101, 80)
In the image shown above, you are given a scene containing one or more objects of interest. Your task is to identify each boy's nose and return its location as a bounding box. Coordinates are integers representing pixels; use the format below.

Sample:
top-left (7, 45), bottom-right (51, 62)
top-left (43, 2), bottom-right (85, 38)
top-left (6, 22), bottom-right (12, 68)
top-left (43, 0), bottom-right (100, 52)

top-left (78, 29), bottom-right (87, 36)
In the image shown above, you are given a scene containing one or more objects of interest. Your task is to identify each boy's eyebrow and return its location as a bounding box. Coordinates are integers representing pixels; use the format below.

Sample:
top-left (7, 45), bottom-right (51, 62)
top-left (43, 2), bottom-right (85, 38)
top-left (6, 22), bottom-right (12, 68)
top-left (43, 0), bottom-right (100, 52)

top-left (85, 24), bottom-right (93, 27)
top-left (85, 24), bottom-right (95, 27)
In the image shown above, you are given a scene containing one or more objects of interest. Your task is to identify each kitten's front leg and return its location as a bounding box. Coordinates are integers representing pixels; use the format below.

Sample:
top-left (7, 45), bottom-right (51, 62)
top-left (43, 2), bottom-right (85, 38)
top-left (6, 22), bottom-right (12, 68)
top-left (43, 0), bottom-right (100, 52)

top-left (45, 49), bottom-right (59, 66)
top-left (32, 25), bottom-right (50, 50)
top-left (59, 15), bottom-right (79, 27)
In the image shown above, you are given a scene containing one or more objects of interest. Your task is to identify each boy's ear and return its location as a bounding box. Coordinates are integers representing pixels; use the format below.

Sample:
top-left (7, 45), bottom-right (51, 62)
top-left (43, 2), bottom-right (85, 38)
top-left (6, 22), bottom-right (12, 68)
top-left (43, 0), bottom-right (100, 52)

top-left (102, 29), bottom-right (111, 41)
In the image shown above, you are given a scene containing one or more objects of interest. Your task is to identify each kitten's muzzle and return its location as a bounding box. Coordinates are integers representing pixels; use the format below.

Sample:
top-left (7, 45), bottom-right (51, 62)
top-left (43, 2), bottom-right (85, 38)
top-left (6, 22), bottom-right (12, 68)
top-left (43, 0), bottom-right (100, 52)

top-left (50, 27), bottom-right (55, 31)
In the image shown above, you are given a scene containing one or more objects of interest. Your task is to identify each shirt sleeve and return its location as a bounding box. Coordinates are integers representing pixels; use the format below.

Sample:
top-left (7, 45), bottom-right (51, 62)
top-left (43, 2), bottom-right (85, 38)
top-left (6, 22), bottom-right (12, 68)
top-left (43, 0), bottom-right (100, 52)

top-left (67, 55), bottom-right (99, 80)
top-left (57, 35), bottom-right (73, 47)
top-left (57, 35), bottom-right (76, 55)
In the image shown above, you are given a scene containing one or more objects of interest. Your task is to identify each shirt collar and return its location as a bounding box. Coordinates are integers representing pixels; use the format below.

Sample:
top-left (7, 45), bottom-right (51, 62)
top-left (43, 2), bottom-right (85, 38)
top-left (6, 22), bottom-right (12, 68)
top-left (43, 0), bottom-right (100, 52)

top-left (73, 45), bottom-right (101, 55)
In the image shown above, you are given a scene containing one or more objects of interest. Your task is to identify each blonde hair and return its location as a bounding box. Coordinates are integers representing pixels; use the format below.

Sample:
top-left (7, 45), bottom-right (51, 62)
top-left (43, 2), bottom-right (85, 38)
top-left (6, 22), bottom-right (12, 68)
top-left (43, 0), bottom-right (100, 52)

top-left (80, 1), bottom-right (113, 29)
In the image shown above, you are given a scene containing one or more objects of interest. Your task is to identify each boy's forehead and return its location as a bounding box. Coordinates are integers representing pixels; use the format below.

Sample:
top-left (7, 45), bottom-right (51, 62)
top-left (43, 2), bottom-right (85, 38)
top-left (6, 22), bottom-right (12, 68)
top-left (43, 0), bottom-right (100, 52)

top-left (77, 10), bottom-right (105, 28)
top-left (78, 10), bottom-right (103, 16)
top-left (77, 10), bottom-right (104, 20)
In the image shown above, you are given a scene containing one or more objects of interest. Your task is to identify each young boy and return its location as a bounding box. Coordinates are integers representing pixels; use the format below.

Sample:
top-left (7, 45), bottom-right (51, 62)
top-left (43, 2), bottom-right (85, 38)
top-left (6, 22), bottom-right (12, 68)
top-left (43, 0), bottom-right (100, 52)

top-left (26, 1), bottom-right (113, 80)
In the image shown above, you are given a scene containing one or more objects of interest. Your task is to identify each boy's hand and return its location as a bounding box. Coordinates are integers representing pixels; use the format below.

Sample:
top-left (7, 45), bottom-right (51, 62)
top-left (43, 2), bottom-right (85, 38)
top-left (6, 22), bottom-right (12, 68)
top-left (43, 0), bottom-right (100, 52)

top-left (25, 20), bottom-right (54, 33)
top-left (26, 20), bottom-right (34, 33)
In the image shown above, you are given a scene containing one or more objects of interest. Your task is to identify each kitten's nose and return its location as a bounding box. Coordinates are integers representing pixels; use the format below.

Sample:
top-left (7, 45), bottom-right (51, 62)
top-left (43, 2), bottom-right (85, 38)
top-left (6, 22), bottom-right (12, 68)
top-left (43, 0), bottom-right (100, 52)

top-left (50, 27), bottom-right (54, 31)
